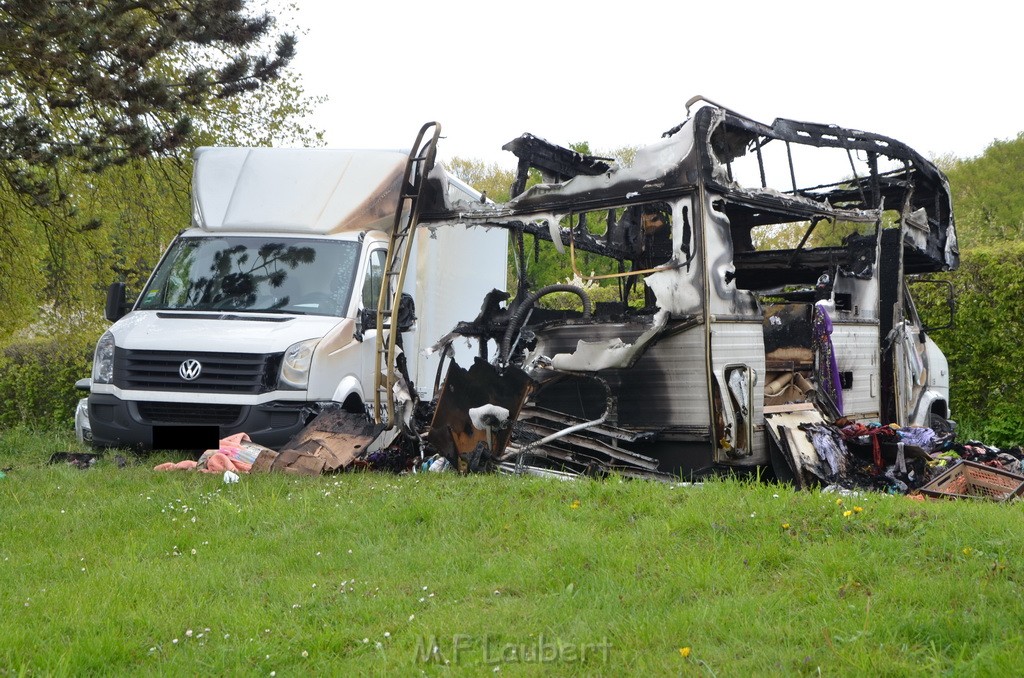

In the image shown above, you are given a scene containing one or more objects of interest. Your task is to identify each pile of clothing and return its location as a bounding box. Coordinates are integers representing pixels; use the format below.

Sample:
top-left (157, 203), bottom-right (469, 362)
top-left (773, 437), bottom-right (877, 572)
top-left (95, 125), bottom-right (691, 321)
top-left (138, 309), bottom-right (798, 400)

top-left (819, 421), bottom-right (1023, 495)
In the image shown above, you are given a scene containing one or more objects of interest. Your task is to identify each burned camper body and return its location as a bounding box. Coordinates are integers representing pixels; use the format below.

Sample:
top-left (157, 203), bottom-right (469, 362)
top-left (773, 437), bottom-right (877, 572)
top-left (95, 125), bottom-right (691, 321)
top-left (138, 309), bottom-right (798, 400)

top-left (419, 101), bottom-right (957, 479)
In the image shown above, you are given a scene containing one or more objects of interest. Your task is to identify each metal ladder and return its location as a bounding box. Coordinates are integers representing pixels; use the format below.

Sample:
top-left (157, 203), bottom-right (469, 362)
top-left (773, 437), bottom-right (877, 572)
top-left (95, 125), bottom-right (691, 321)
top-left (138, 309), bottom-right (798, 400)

top-left (373, 121), bottom-right (441, 426)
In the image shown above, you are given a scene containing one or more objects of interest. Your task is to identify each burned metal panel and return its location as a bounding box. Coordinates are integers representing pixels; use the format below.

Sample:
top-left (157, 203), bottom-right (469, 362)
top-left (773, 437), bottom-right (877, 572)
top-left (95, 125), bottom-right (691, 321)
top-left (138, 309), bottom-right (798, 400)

top-left (544, 312), bottom-right (672, 372)
top-left (407, 220), bottom-right (509, 399)
top-left (418, 127), bottom-right (705, 259)
top-left (830, 323), bottom-right (881, 422)
top-left (618, 332), bottom-right (709, 430)
top-left (504, 129), bottom-right (699, 216)
top-left (703, 191), bottom-right (759, 318)
top-left (709, 321), bottom-right (767, 464)
top-left (642, 194), bottom-right (704, 316)
top-left (763, 304), bottom-right (813, 365)
top-left (502, 133), bottom-right (614, 197)
top-left (527, 373), bottom-right (608, 423)
top-left (525, 319), bottom-right (660, 361)
top-left (831, 253), bottom-right (881, 323)
top-left (527, 320), bottom-right (710, 431)
top-left (425, 358), bottom-right (534, 462)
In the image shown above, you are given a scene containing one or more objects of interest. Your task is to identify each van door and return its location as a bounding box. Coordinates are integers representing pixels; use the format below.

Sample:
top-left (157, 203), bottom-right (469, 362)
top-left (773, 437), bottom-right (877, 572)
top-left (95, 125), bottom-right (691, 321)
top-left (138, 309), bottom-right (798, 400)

top-left (359, 247), bottom-right (388, 402)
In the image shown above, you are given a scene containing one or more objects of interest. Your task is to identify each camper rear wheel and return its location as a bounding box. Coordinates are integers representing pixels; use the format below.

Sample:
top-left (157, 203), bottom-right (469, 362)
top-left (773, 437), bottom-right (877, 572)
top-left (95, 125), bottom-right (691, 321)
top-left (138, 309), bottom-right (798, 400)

top-left (930, 412), bottom-right (954, 436)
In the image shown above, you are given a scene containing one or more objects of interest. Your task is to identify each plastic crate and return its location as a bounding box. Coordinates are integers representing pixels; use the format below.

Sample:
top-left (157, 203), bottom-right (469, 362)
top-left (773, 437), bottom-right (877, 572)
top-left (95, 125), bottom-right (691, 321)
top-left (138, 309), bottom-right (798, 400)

top-left (918, 460), bottom-right (1024, 501)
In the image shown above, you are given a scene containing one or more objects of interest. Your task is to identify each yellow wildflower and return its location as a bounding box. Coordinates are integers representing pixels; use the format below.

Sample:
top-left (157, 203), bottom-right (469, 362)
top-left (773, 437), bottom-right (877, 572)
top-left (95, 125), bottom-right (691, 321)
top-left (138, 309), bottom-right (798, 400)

top-left (835, 498), bottom-right (843, 506)
top-left (782, 523), bottom-right (791, 529)
top-left (843, 510), bottom-right (853, 517)
top-left (854, 506), bottom-right (863, 513)
top-left (679, 647), bottom-right (691, 658)
top-left (570, 499), bottom-right (581, 510)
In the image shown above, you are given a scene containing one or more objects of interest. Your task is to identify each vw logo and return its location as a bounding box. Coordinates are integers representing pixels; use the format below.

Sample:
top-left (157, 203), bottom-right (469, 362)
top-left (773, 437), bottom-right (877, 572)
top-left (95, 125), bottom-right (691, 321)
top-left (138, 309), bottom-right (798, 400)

top-left (179, 359), bottom-right (202, 381)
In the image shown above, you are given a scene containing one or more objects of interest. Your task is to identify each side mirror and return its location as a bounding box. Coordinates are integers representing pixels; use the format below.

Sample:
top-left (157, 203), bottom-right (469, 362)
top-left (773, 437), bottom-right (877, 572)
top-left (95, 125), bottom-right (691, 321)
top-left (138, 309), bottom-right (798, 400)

top-left (105, 282), bottom-right (128, 322)
top-left (358, 306), bottom-right (377, 338)
top-left (358, 294), bottom-right (416, 335)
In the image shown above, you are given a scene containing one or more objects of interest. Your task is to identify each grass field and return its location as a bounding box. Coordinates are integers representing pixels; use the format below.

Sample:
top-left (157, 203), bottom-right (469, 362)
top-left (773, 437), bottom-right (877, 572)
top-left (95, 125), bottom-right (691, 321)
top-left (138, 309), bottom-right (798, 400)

top-left (2, 426), bottom-right (1024, 676)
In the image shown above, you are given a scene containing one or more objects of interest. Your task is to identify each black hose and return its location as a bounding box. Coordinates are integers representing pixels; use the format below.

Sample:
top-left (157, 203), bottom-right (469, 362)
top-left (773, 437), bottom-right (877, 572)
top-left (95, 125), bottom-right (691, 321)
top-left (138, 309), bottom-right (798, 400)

top-left (500, 284), bottom-right (592, 364)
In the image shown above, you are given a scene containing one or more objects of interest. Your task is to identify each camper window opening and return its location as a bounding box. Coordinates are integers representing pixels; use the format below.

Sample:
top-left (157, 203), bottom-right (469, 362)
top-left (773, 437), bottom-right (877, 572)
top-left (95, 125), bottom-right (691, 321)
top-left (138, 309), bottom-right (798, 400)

top-left (136, 236), bottom-right (362, 316)
top-left (564, 205), bottom-right (674, 265)
top-left (524, 203), bottom-right (676, 314)
top-left (745, 218), bottom-right (876, 253)
top-left (711, 120), bottom-right (908, 205)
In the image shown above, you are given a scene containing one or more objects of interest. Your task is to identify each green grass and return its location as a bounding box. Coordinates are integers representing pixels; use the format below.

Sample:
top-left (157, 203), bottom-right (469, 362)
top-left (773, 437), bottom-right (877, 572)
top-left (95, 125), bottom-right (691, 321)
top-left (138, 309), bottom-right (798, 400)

top-left (2, 427), bottom-right (1024, 676)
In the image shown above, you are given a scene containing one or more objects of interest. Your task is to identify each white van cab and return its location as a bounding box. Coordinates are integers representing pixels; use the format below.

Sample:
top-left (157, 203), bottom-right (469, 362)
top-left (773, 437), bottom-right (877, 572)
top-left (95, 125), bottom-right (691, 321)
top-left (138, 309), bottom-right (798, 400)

top-left (81, 145), bottom-right (506, 449)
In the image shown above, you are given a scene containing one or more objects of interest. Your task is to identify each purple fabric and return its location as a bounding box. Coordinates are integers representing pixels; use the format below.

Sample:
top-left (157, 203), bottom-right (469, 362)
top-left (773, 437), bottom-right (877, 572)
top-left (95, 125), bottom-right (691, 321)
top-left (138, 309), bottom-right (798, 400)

top-left (813, 303), bottom-right (843, 414)
top-left (897, 427), bottom-right (938, 450)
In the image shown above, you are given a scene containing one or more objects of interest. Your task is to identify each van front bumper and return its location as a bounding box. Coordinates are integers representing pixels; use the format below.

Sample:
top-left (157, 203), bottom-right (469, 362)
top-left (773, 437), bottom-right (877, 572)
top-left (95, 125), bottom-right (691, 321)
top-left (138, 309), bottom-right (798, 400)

top-left (87, 393), bottom-right (320, 450)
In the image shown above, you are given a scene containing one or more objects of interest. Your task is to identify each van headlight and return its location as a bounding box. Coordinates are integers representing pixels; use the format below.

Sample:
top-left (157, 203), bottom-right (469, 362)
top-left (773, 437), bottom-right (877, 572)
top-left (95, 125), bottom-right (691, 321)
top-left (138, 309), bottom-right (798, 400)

top-left (279, 338), bottom-right (319, 389)
top-left (91, 331), bottom-right (116, 384)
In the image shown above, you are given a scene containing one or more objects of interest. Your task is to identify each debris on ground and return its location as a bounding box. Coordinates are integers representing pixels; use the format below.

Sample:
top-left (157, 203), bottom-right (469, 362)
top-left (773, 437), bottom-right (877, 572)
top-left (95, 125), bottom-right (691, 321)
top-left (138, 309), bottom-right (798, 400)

top-left (277, 410), bottom-right (386, 473)
top-left (141, 399), bottom-right (1024, 502)
top-left (788, 418), bottom-right (1024, 501)
top-left (47, 452), bottom-right (131, 470)
top-left (48, 452), bottom-right (102, 469)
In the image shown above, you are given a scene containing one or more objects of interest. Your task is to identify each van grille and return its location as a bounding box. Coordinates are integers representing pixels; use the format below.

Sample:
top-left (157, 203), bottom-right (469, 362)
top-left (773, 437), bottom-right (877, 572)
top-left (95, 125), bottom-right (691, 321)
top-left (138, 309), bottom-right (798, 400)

top-left (137, 402), bottom-right (244, 425)
top-left (114, 349), bottom-right (282, 394)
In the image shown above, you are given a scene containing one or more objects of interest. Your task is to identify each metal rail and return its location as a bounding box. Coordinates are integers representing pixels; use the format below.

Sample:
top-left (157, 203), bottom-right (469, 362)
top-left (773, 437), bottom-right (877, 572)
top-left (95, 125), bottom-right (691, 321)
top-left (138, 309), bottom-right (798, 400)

top-left (373, 122), bottom-right (442, 426)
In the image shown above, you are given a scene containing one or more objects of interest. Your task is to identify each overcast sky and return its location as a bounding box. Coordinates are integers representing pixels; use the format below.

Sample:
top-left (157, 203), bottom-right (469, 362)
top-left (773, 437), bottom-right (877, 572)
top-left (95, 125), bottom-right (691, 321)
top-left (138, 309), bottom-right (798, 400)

top-left (278, 0), bottom-right (1022, 168)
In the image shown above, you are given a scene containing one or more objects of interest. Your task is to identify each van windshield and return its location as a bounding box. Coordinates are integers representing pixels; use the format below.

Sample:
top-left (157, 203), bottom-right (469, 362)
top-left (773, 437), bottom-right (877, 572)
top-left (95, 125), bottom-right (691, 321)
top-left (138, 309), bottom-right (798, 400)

top-left (136, 236), bottom-right (362, 316)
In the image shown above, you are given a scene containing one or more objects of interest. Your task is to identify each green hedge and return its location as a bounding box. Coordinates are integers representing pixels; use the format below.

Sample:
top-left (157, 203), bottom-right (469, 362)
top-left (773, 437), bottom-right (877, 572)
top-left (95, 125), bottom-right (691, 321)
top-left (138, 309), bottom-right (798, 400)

top-left (0, 330), bottom-right (97, 430)
top-left (926, 242), bottom-right (1024, 446)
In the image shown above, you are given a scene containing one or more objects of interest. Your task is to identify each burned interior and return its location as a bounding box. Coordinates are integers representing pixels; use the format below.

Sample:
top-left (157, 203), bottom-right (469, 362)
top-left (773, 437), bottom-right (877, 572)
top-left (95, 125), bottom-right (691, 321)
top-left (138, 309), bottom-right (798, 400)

top-left (410, 100), bottom-right (958, 481)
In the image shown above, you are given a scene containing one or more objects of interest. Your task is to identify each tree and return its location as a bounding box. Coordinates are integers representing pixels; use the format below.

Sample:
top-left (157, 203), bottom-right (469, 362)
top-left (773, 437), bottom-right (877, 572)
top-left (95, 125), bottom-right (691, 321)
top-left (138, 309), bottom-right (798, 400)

top-left (0, 1), bottom-right (322, 339)
top-left (0, 66), bottom-right (325, 338)
top-left (942, 133), bottom-right (1024, 248)
top-left (442, 157), bottom-right (516, 203)
top-left (0, 0), bottom-right (296, 207)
